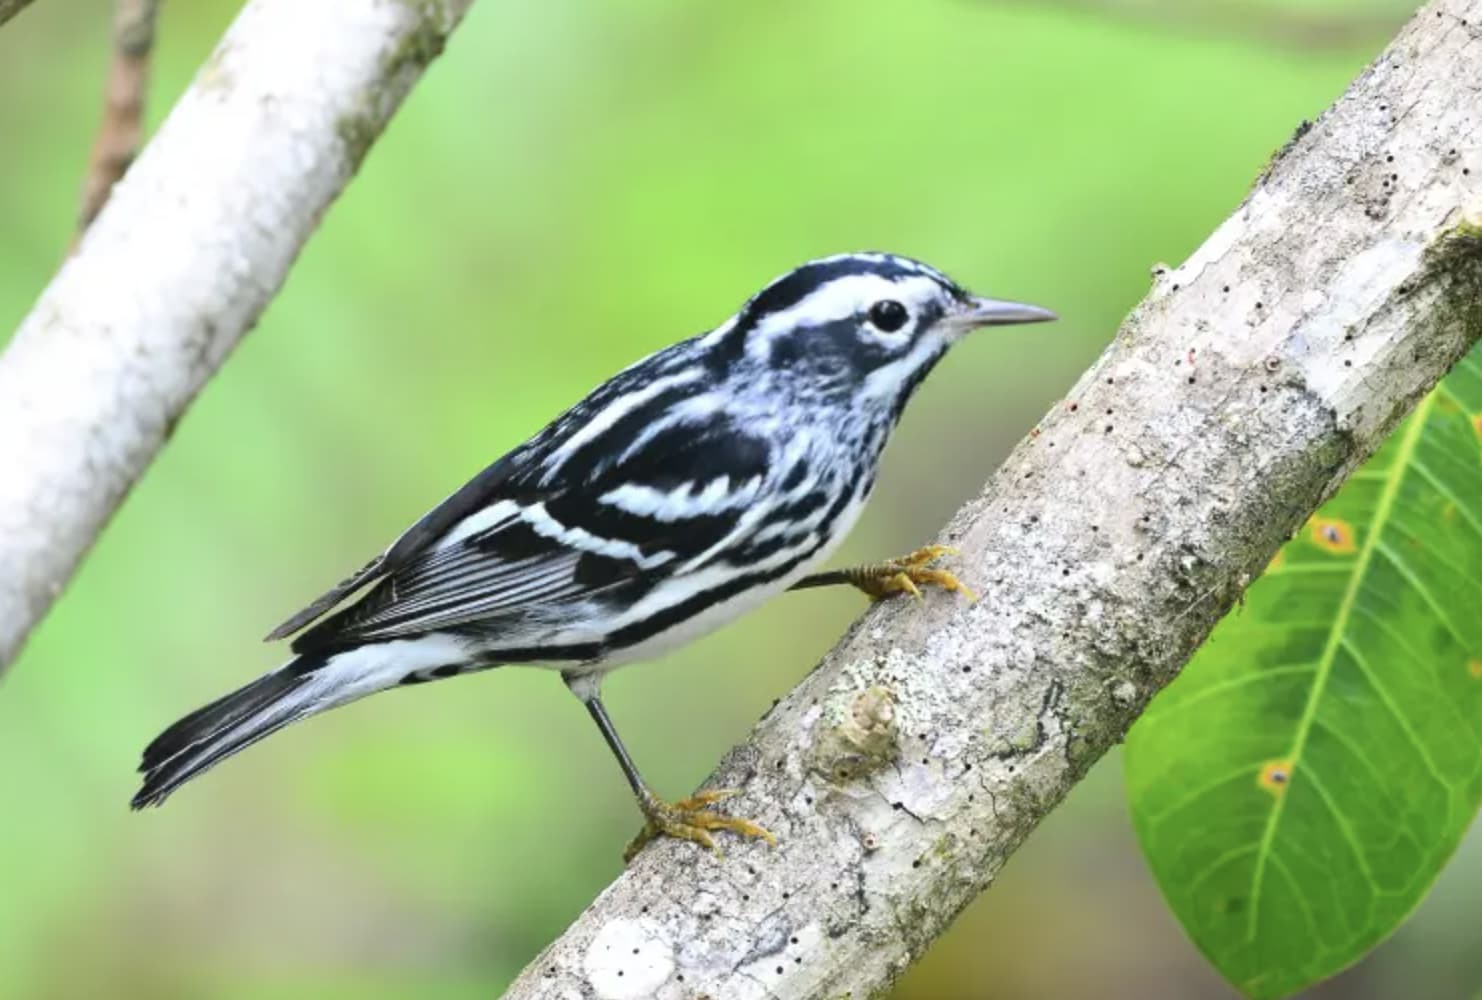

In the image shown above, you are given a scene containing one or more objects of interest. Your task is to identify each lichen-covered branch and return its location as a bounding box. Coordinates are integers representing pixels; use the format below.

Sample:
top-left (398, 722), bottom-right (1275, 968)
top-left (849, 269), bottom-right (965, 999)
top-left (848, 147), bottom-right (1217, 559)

top-left (74, 0), bottom-right (160, 238)
top-left (503, 3), bottom-right (1482, 998)
top-left (0, 0), bottom-right (474, 671)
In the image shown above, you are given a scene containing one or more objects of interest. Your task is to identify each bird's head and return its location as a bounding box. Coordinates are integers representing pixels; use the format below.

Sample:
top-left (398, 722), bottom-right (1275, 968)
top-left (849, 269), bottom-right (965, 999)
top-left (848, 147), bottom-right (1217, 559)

top-left (716, 252), bottom-right (1055, 413)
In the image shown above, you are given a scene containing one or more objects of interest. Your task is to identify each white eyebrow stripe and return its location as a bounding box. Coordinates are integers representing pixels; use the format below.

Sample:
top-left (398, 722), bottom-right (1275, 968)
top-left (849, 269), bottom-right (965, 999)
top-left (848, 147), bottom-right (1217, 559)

top-left (746, 273), bottom-right (946, 361)
top-left (745, 274), bottom-right (897, 361)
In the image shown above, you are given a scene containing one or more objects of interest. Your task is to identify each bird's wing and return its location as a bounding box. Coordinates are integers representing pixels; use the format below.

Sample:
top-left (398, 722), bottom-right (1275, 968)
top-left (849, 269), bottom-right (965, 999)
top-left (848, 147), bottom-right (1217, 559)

top-left (283, 406), bottom-right (775, 653)
top-left (263, 453), bottom-right (526, 641)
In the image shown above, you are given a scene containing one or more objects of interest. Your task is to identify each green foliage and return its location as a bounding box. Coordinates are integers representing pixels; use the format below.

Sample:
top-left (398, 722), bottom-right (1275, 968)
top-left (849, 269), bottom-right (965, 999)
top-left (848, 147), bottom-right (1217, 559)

top-left (1127, 350), bottom-right (1482, 998)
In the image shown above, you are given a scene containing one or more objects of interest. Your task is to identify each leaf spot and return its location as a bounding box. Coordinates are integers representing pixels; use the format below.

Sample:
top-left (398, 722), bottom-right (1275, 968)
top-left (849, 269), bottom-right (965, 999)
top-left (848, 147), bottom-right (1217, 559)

top-left (1259, 759), bottom-right (1294, 795)
top-left (1267, 549), bottom-right (1286, 573)
top-left (1309, 517), bottom-right (1357, 555)
top-left (1469, 658), bottom-right (1482, 680)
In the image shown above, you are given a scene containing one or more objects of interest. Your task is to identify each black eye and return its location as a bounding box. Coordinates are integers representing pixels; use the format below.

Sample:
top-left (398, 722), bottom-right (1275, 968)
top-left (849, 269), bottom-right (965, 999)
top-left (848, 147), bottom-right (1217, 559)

top-left (868, 299), bottom-right (909, 333)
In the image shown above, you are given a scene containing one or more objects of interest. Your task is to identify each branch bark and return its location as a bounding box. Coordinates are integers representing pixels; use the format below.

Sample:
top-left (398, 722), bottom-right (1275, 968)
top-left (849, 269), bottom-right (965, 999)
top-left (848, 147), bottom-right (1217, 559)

top-left (0, 0), bottom-right (474, 670)
top-left (504, 3), bottom-right (1482, 998)
top-left (74, 0), bottom-right (160, 239)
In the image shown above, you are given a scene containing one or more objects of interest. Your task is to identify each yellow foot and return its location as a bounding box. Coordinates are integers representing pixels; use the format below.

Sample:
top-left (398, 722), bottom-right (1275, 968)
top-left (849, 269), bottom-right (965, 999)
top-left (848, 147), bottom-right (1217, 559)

top-left (848, 545), bottom-right (977, 603)
top-left (625, 788), bottom-right (776, 862)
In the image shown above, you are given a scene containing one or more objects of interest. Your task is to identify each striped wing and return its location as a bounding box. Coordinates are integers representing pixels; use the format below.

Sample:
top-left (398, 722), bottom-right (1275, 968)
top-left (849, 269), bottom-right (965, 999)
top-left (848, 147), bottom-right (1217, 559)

top-left (286, 410), bottom-right (774, 653)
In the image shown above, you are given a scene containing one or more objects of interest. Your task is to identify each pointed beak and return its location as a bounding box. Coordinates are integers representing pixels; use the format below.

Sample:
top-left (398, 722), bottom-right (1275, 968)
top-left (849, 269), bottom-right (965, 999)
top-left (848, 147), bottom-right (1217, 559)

top-left (949, 295), bottom-right (1058, 332)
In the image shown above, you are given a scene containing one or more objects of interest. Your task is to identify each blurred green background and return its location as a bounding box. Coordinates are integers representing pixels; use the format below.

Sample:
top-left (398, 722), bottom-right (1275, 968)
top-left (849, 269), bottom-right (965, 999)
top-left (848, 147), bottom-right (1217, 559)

top-left (2, 0), bottom-right (1475, 997)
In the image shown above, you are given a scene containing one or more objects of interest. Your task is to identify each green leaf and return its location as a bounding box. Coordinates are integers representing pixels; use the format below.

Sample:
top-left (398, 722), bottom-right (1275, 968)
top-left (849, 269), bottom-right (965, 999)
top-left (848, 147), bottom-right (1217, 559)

top-left (1125, 352), bottom-right (1482, 999)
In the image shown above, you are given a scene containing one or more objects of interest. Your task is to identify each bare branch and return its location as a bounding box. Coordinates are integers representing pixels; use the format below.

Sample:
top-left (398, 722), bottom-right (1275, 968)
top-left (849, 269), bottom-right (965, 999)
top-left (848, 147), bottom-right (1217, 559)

top-left (75, 0), bottom-right (160, 239)
top-left (0, 0), bottom-right (475, 671)
top-left (502, 3), bottom-right (1482, 997)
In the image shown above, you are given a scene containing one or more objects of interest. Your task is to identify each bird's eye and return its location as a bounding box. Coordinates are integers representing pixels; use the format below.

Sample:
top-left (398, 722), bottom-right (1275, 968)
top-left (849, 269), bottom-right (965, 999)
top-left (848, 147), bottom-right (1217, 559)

top-left (867, 300), bottom-right (909, 333)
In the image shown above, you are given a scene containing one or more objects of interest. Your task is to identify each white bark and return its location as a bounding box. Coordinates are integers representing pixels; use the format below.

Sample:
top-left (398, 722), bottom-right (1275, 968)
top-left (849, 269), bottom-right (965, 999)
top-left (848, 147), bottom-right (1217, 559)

top-left (0, 0), bottom-right (474, 669)
top-left (504, 3), bottom-right (1482, 998)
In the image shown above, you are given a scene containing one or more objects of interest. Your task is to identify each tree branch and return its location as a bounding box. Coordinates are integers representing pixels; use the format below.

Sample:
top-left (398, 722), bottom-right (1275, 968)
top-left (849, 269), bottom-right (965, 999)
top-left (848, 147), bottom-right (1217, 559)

top-left (74, 0), bottom-right (160, 240)
top-left (0, 0), bottom-right (474, 671)
top-left (503, 3), bottom-right (1482, 998)
top-left (0, 0), bottom-right (38, 32)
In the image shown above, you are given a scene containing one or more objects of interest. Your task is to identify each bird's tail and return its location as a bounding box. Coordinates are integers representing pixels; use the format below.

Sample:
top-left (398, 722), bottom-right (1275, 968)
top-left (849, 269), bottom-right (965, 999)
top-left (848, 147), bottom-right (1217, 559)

top-left (131, 640), bottom-right (464, 809)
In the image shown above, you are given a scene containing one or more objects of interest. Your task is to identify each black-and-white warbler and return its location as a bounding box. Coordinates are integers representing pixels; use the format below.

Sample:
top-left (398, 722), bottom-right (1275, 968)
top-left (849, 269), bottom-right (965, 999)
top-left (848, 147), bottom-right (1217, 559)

top-left (132, 252), bottom-right (1055, 854)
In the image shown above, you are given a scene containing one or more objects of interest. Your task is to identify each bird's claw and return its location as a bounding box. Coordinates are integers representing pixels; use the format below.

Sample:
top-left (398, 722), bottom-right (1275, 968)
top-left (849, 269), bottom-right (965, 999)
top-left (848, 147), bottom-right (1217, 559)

top-left (625, 788), bottom-right (776, 862)
top-left (849, 545), bottom-right (977, 603)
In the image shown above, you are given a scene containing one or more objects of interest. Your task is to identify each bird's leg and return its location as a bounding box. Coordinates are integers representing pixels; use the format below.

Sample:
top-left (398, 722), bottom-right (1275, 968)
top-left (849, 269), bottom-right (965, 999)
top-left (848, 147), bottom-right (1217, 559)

top-left (624, 787), bottom-right (776, 863)
top-left (567, 674), bottom-right (775, 862)
top-left (790, 544), bottom-right (976, 602)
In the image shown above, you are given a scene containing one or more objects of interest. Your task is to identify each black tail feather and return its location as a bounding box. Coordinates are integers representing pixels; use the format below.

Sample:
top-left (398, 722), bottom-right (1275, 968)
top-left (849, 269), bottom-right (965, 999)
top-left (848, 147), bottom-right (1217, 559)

top-left (132, 667), bottom-right (313, 809)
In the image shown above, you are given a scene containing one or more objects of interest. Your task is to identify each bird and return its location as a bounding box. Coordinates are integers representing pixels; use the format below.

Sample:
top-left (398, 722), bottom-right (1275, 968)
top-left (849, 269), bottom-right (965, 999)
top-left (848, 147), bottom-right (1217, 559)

top-left (131, 251), bottom-right (1055, 856)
